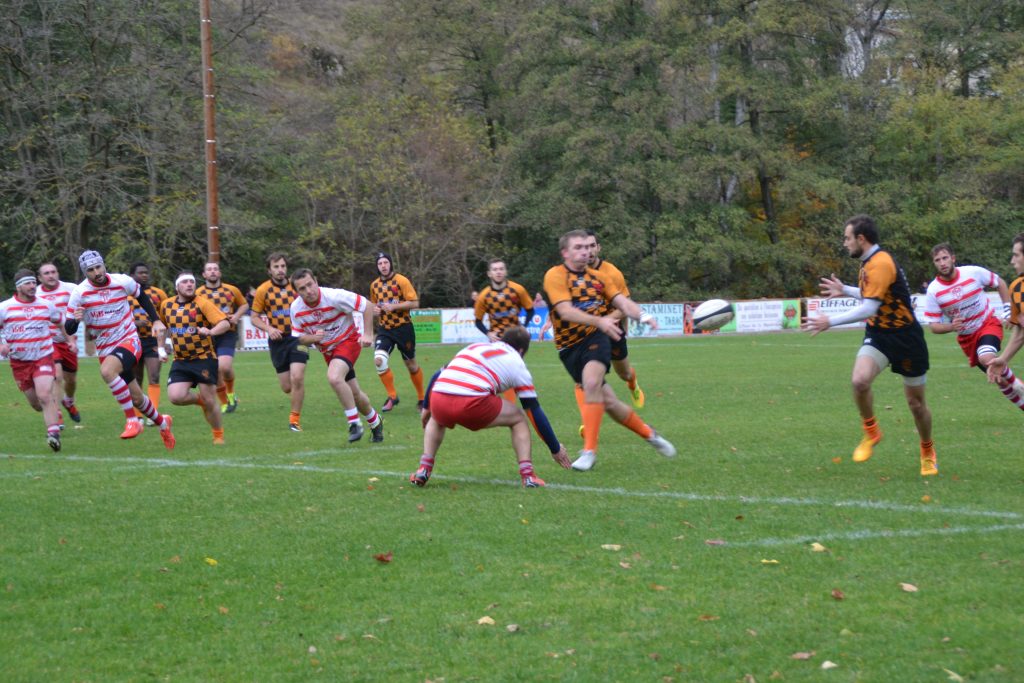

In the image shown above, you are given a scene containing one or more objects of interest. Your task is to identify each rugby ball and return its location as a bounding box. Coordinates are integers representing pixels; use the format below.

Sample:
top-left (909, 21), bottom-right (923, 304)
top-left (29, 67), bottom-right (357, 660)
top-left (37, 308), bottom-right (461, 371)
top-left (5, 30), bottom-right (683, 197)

top-left (693, 299), bottom-right (734, 331)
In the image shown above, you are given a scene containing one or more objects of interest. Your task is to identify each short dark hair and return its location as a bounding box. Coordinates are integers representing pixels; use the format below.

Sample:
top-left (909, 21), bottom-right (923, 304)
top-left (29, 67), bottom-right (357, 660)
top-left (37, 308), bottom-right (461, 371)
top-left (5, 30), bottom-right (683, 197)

top-left (290, 268), bottom-right (315, 286)
top-left (1013, 233), bottom-right (1024, 253)
top-left (38, 262), bottom-right (57, 275)
top-left (128, 261), bottom-right (149, 276)
top-left (559, 229), bottom-right (590, 251)
top-left (487, 258), bottom-right (505, 269)
top-left (501, 325), bottom-right (531, 355)
top-left (845, 214), bottom-right (879, 245)
top-left (930, 243), bottom-right (955, 258)
top-left (266, 252), bottom-right (288, 268)
top-left (14, 268), bottom-right (36, 282)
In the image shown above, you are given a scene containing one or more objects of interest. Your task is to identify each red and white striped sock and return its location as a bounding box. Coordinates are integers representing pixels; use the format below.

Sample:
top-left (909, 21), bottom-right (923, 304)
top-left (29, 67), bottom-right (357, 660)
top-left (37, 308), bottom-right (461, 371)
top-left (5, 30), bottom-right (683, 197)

top-left (418, 455), bottom-right (435, 470)
top-left (363, 408), bottom-right (381, 428)
top-left (998, 369), bottom-right (1024, 410)
top-left (107, 377), bottom-right (136, 418)
top-left (518, 461), bottom-right (535, 478)
top-left (345, 408), bottom-right (360, 426)
top-left (136, 395), bottom-right (165, 427)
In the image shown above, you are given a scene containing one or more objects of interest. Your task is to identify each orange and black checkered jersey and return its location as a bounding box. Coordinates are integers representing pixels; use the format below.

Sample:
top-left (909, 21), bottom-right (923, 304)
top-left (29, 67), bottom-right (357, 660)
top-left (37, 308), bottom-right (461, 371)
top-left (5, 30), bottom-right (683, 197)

top-left (859, 249), bottom-right (916, 330)
top-left (1009, 275), bottom-right (1024, 326)
top-left (158, 295), bottom-right (226, 360)
top-left (128, 285), bottom-right (168, 339)
top-left (251, 279), bottom-right (297, 334)
top-left (543, 264), bottom-right (623, 351)
top-left (592, 258), bottom-right (629, 298)
top-left (370, 273), bottom-right (418, 330)
top-left (196, 282), bottom-right (245, 332)
top-left (474, 280), bottom-right (532, 335)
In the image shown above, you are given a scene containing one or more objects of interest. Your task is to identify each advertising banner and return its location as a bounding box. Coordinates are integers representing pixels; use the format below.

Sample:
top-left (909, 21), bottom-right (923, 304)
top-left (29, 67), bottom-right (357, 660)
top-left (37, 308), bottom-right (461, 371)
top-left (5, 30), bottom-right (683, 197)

top-left (241, 317), bottom-right (269, 351)
top-left (627, 303), bottom-right (684, 337)
top-left (440, 307), bottom-right (487, 345)
top-left (527, 305), bottom-right (552, 341)
top-left (725, 299), bottom-right (802, 334)
top-left (412, 309), bottom-right (442, 344)
top-left (805, 297), bottom-right (865, 329)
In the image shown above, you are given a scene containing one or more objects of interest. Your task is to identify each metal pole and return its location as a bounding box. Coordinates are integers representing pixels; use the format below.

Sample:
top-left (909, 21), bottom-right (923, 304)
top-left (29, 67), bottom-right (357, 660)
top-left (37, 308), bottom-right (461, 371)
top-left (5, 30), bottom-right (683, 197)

top-left (200, 0), bottom-right (220, 263)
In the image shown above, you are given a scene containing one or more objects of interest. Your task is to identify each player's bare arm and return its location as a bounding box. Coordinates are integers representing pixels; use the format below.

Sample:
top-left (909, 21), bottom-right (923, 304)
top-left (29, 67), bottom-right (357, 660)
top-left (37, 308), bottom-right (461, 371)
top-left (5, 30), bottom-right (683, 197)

top-left (611, 294), bottom-right (658, 331)
top-left (359, 306), bottom-right (375, 347)
top-left (553, 300), bottom-right (622, 340)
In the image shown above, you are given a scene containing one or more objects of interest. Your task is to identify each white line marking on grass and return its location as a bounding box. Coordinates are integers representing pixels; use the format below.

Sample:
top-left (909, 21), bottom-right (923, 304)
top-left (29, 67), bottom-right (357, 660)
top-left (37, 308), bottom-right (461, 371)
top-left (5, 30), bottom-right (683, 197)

top-left (725, 523), bottom-right (1024, 548)
top-left (6, 453), bottom-right (1021, 523)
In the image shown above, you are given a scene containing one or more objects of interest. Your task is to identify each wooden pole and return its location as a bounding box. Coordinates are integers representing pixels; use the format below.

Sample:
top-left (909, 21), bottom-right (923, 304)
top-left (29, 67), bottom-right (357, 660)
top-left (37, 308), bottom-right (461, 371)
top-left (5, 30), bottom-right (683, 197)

top-left (200, 0), bottom-right (220, 263)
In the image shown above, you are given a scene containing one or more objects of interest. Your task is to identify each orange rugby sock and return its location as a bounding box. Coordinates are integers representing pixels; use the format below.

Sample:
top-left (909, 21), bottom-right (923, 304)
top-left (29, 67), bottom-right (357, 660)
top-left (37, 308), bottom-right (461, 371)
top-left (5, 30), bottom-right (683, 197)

top-left (147, 383), bottom-right (161, 411)
top-left (620, 410), bottom-right (653, 439)
top-left (862, 416), bottom-right (880, 441)
top-left (411, 367), bottom-right (425, 400)
top-left (379, 369), bottom-right (398, 399)
top-left (573, 385), bottom-right (586, 413)
top-left (581, 402), bottom-right (605, 452)
top-left (217, 384), bottom-right (228, 406)
top-left (289, 410), bottom-right (301, 425)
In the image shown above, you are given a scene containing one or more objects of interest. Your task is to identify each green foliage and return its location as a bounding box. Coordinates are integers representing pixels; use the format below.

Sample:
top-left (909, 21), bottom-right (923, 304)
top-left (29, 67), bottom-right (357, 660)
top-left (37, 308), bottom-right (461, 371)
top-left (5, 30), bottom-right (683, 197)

top-left (2, 0), bottom-right (1024, 300)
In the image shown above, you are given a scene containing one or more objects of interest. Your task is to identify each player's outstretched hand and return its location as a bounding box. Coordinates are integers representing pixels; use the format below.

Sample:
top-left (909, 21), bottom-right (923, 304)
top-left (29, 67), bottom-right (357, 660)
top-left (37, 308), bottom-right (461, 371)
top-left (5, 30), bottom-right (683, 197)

top-left (801, 315), bottom-right (831, 337)
top-left (595, 316), bottom-right (623, 341)
top-left (987, 357), bottom-right (1008, 384)
top-left (551, 443), bottom-right (571, 469)
top-left (819, 274), bottom-right (844, 298)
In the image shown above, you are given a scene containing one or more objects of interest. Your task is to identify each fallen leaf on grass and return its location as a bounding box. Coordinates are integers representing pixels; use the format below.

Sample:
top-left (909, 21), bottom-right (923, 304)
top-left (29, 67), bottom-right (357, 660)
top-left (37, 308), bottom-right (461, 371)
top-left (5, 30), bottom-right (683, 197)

top-left (416, 504), bottom-right (426, 513)
top-left (760, 559), bottom-right (779, 565)
top-left (619, 562), bottom-right (632, 569)
top-left (942, 670), bottom-right (964, 683)
top-left (506, 624), bottom-right (520, 633)
top-left (791, 651), bottom-right (815, 660)
top-left (899, 582), bottom-right (918, 593)
top-left (601, 544), bottom-right (622, 551)
top-left (361, 634), bottom-right (379, 641)
top-left (154, 603), bottom-right (166, 610)
top-left (698, 614), bottom-right (719, 621)
top-left (218, 606), bottom-right (229, 615)
top-left (704, 539), bottom-right (726, 546)
top-left (821, 660), bottom-right (838, 670)
top-left (650, 583), bottom-right (668, 591)
top-left (831, 457), bottom-right (842, 464)
top-left (810, 542), bottom-right (827, 552)
top-left (169, 555), bottom-right (181, 564)
top-left (368, 477), bottom-right (379, 483)
top-left (743, 675), bottom-right (757, 683)
top-left (831, 589), bottom-right (845, 601)
top-left (477, 616), bottom-right (495, 626)
top-left (308, 645), bottom-right (318, 654)
top-left (204, 557), bottom-right (218, 566)
top-left (373, 551), bottom-right (393, 563)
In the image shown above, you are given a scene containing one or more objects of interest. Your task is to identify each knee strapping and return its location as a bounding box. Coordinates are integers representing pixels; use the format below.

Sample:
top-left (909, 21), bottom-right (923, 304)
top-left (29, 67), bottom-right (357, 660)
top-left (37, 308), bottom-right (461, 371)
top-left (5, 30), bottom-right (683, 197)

top-left (374, 350), bottom-right (390, 374)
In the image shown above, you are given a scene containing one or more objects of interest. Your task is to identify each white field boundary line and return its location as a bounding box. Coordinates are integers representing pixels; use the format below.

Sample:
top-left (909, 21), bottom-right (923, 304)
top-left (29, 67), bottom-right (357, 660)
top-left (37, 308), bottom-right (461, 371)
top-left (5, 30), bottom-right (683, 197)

top-left (725, 523), bottom-right (1024, 547)
top-left (4, 452), bottom-right (1021, 524)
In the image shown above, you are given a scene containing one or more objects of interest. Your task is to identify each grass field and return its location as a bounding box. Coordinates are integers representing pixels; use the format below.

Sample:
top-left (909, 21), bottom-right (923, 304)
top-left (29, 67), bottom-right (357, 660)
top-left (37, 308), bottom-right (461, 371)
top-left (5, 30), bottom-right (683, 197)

top-left (2, 332), bottom-right (1023, 682)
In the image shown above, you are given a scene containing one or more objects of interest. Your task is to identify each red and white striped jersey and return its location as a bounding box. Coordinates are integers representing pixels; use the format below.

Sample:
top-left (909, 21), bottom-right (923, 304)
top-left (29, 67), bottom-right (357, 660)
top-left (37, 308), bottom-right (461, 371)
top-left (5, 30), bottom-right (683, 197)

top-left (67, 273), bottom-right (143, 356)
top-left (37, 280), bottom-right (75, 343)
top-left (434, 341), bottom-right (537, 399)
top-left (289, 286), bottom-right (367, 354)
top-left (0, 295), bottom-right (60, 361)
top-left (923, 266), bottom-right (1000, 336)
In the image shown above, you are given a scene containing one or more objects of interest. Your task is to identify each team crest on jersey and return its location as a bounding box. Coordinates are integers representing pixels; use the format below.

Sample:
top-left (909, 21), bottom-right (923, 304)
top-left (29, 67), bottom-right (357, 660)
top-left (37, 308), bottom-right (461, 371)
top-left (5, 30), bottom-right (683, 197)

top-left (950, 286), bottom-right (962, 300)
top-left (201, 369), bottom-right (210, 379)
top-left (311, 309), bottom-right (324, 323)
top-left (98, 288), bottom-right (112, 301)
